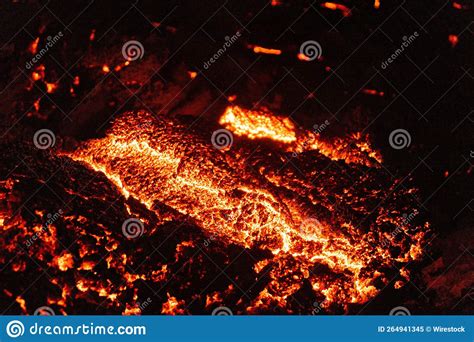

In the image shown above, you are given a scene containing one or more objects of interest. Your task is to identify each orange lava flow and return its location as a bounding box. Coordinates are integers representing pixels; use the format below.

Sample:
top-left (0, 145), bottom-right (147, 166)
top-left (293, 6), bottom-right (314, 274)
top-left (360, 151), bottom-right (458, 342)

top-left (250, 45), bottom-right (282, 55)
top-left (219, 106), bottom-right (382, 167)
top-left (64, 109), bottom-right (429, 312)
top-left (321, 2), bottom-right (352, 17)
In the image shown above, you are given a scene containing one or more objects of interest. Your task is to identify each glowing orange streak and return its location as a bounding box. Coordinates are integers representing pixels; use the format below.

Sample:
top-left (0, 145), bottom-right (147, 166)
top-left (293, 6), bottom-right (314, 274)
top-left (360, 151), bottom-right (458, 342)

top-left (297, 53), bottom-right (312, 61)
top-left (219, 106), bottom-right (296, 143)
top-left (29, 38), bottom-right (40, 54)
top-left (321, 2), bottom-right (351, 17)
top-left (362, 88), bottom-right (384, 96)
top-left (250, 45), bottom-right (282, 55)
top-left (219, 106), bottom-right (382, 166)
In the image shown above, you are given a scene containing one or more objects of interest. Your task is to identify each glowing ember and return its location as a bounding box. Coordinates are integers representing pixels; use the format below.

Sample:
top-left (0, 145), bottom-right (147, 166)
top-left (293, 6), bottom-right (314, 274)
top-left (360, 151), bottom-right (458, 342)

top-left (62, 108), bottom-right (429, 312)
top-left (448, 34), bottom-right (459, 47)
top-left (219, 105), bottom-right (382, 167)
top-left (362, 89), bottom-right (384, 97)
top-left (297, 53), bottom-right (313, 61)
top-left (45, 82), bottom-right (58, 93)
top-left (89, 29), bottom-right (96, 41)
top-left (321, 2), bottom-right (352, 17)
top-left (29, 37), bottom-right (40, 54)
top-left (249, 45), bottom-right (282, 55)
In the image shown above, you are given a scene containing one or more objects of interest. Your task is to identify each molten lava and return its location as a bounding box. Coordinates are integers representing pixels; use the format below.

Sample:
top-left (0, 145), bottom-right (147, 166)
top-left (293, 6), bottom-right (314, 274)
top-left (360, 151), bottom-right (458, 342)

top-left (219, 106), bottom-right (382, 167)
top-left (61, 107), bottom-right (429, 312)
